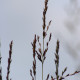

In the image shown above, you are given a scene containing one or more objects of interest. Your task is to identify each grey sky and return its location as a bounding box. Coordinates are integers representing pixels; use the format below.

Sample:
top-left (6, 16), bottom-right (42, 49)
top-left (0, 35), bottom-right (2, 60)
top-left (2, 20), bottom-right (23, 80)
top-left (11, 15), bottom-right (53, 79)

top-left (0, 0), bottom-right (80, 80)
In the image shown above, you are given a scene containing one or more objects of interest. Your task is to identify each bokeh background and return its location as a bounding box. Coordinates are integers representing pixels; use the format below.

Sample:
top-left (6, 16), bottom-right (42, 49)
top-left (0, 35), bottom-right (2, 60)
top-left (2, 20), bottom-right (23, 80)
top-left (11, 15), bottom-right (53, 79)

top-left (0, 0), bottom-right (80, 80)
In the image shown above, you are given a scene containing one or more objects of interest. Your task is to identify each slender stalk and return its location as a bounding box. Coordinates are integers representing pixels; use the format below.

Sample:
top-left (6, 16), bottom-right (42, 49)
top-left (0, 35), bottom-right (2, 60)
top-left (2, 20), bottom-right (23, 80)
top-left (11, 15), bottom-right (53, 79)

top-left (35, 75), bottom-right (36, 80)
top-left (42, 35), bottom-right (44, 80)
top-left (56, 64), bottom-right (58, 80)
top-left (42, 61), bottom-right (43, 80)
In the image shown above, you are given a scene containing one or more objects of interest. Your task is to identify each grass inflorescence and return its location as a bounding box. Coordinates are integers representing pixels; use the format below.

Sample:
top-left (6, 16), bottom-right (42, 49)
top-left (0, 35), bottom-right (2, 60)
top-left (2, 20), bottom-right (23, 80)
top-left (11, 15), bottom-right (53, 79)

top-left (0, 0), bottom-right (80, 80)
top-left (6, 41), bottom-right (13, 80)
top-left (30, 0), bottom-right (80, 80)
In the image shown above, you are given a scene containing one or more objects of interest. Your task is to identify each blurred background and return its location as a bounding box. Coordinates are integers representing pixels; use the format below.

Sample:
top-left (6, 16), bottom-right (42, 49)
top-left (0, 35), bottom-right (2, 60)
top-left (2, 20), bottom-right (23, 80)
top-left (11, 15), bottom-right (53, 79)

top-left (0, 0), bottom-right (80, 80)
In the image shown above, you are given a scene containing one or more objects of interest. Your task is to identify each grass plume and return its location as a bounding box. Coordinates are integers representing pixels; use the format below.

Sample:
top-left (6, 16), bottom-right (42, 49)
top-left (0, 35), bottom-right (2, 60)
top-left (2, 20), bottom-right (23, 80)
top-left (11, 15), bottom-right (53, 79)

top-left (30, 0), bottom-right (80, 80)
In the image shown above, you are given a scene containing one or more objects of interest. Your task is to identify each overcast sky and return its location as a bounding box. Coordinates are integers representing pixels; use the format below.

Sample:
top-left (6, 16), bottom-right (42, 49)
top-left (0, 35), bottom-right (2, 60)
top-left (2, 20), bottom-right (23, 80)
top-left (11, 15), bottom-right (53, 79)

top-left (0, 0), bottom-right (80, 80)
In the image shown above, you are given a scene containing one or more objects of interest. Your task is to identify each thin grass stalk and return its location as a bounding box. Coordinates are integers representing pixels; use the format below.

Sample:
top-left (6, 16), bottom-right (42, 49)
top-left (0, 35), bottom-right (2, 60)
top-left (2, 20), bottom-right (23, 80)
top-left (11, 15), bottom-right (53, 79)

top-left (35, 74), bottom-right (36, 80)
top-left (42, 38), bottom-right (44, 80)
top-left (42, 63), bottom-right (43, 80)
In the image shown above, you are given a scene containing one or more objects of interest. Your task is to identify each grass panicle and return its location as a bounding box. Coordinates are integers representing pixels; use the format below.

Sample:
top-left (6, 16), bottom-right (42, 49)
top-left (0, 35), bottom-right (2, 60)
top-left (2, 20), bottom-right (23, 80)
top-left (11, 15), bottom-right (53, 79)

top-left (30, 0), bottom-right (80, 80)
top-left (1, 0), bottom-right (80, 80)
top-left (30, 35), bottom-right (37, 80)
top-left (31, 0), bottom-right (52, 80)
top-left (6, 41), bottom-right (13, 80)
top-left (51, 41), bottom-right (80, 80)
top-left (55, 40), bottom-right (59, 80)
